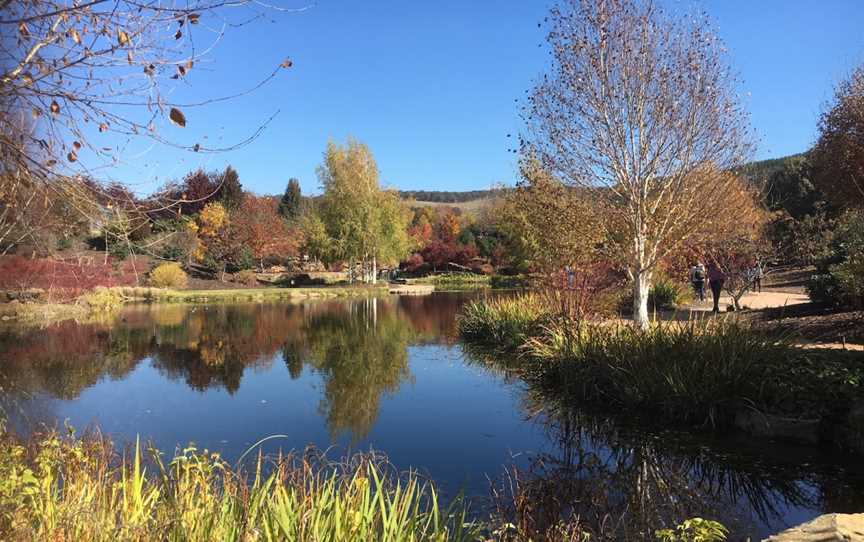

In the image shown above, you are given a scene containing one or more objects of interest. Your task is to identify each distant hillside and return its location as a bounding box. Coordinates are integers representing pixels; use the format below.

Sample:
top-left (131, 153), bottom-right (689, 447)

top-left (738, 153), bottom-right (806, 184)
top-left (398, 189), bottom-right (501, 203)
top-left (393, 154), bottom-right (806, 206)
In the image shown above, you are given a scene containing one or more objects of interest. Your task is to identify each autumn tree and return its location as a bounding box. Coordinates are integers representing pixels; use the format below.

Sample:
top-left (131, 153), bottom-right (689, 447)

top-left (524, 0), bottom-right (752, 327)
top-left (234, 196), bottom-right (301, 271)
top-left (1, 0), bottom-right (292, 255)
top-left (810, 65), bottom-right (864, 211)
top-left (298, 206), bottom-right (335, 266)
top-left (436, 211), bottom-right (461, 244)
top-left (498, 157), bottom-right (604, 274)
top-left (696, 177), bottom-right (770, 309)
top-left (317, 139), bottom-right (412, 283)
top-left (193, 201), bottom-right (235, 280)
top-left (279, 178), bottom-right (303, 221)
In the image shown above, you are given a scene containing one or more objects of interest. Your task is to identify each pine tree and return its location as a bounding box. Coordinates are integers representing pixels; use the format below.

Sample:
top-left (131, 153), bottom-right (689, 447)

top-left (217, 166), bottom-right (244, 211)
top-left (279, 178), bottom-right (303, 220)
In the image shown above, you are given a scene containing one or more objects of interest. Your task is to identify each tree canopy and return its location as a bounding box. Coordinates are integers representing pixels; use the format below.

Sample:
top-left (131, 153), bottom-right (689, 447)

top-left (524, 0), bottom-right (753, 327)
top-left (316, 139), bottom-right (412, 282)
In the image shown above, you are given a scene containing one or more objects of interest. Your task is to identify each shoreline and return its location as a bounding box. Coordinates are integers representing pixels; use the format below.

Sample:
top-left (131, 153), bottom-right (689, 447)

top-left (0, 283), bottom-right (435, 325)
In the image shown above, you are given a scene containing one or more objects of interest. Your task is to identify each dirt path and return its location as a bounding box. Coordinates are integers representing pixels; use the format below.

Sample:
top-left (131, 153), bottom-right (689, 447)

top-left (688, 290), bottom-right (811, 312)
top-left (678, 286), bottom-right (864, 351)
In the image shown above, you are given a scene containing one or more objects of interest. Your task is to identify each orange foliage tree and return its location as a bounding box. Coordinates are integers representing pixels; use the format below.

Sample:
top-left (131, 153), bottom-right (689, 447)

top-left (234, 196), bottom-right (302, 271)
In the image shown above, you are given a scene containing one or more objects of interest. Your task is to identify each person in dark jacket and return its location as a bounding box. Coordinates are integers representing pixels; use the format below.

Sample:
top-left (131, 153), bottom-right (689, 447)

top-left (707, 263), bottom-right (726, 313)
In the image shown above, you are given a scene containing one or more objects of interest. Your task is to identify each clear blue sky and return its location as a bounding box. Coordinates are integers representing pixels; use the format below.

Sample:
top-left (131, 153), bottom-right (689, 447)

top-left (110, 1), bottom-right (864, 197)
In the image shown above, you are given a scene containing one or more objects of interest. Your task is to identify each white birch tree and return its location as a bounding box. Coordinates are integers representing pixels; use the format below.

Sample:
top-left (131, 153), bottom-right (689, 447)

top-left (524, 0), bottom-right (752, 327)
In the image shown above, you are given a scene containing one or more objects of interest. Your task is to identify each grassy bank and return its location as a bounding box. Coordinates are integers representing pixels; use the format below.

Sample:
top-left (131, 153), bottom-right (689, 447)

top-left (458, 295), bottom-right (864, 430)
top-left (149, 285), bottom-right (389, 303)
top-left (0, 287), bottom-right (132, 324)
top-left (410, 273), bottom-right (529, 291)
top-left (0, 428), bottom-right (477, 542)
top-left (0, 285), bottom-right (393, 326)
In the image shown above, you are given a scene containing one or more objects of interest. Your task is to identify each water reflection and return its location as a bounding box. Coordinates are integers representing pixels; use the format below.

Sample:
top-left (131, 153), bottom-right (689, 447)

top-left (475, 362), bottom-right (864, 539)
top-left (0, 296), bottom-right (456, 439)
top-left (1, 293), bottom-right (863, 538)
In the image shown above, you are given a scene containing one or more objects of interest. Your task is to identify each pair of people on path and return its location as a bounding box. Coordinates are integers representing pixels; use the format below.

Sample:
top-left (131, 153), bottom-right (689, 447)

top-left (689, 262), bottom-right (726, 313)
top-left (748, 260), bottom-right (764, 293)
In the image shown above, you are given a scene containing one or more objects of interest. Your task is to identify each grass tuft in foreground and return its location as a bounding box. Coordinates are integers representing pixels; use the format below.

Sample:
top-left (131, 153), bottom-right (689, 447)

top-left (0, 428), bottom-right (479, 542)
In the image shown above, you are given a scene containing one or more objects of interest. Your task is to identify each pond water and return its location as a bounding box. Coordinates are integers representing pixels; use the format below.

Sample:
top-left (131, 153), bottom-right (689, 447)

top-left (1, 292), bottom-right (862, 538)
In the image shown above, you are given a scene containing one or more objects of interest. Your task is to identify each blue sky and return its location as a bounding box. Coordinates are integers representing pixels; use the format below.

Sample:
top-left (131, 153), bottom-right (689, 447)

top-left (109, 1), bottom-right (864, 197)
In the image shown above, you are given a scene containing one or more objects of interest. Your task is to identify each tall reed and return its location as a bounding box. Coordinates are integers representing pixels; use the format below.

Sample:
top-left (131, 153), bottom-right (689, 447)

top-left (456, 294), bottom-right (549, 352)
top-left (0, 428), bottom-right (479, 542)
top-left (459, 296), bottom-right (864, 427)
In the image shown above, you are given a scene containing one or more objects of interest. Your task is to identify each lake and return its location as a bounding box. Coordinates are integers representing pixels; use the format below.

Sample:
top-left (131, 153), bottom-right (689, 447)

top-left (1, 292), bottom-right (862, 538)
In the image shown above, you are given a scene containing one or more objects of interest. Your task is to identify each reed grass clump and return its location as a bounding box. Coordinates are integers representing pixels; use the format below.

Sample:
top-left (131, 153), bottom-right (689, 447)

top-left (459, 297), bottom-right (864, 426)
top-left (532, 319), bottom-right (791, 425)
top-left (457, 294), bottom-right (549, 352)
top-left (0, 428), bottom-right (479, 542)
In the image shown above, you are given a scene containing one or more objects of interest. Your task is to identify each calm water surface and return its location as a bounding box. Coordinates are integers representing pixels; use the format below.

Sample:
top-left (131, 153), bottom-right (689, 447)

top-left (1, 292), bottom-right (862, 538)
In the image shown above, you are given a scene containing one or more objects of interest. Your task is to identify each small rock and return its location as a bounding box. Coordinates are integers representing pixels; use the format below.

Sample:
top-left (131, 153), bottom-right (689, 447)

top-left (764, 513), bottom-right (864, 541)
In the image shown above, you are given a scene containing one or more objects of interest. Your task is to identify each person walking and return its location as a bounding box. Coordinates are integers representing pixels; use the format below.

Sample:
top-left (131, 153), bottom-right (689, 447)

top-left (752, 259), bottom-right (764, 293)
top-left (689, 262), bottom-right (706, 302)
top-left (707, 262), bottom-right (726, 313)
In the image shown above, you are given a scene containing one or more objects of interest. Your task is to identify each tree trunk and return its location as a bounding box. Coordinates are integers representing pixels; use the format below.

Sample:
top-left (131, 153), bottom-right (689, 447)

top-left (371, 256), bottom-right (377, 285)
top-left (633, 269), bottom-right (651, 329)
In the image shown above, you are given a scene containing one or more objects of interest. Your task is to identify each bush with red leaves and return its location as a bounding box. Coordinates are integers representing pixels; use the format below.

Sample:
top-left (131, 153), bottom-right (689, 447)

top-left (0, 255), bottom-right (141, 300)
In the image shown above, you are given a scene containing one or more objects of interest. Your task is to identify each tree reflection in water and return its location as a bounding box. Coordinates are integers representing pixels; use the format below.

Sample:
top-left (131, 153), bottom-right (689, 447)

top-left (0, 296), bottom-right (449, 440)
top-left (486, 379), bottom-right (864, 540)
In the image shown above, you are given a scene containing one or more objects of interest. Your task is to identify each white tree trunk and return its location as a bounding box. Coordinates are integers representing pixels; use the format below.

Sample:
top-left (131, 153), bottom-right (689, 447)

top-left (633, 268), bottom-right (651, 329)
top-left (371, 256), bottom-right (377, 285)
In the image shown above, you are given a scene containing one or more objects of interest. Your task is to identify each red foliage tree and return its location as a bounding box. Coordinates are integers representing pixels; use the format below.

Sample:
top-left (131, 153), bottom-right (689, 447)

top-left (233, 196), bottom-right (302, 270)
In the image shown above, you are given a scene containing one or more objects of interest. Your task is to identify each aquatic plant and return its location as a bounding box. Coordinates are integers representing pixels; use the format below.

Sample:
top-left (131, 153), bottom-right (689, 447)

top-left (0, 428), bottom-right (478, 542)
top-left (456, 294), bottom-right (549, 352)
top-left (460, 296), bottom-right (864, 426)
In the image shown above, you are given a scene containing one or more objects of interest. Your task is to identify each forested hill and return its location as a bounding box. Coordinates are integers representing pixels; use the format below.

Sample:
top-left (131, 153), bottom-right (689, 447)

top-left (398, 189), bottom-right (501, 203)
top-left (737, 153), bottom-right (806, 184)
top-left (398, 154), bottom-right (806, 204)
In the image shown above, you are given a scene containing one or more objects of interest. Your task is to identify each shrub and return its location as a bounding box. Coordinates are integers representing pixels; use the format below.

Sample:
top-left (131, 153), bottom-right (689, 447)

top-left (56, 236), bottom-right (72, 251)
top-left (0, 255), bottom-right (139, 300)
top-left (234, 269), bottom-right (259, 287)
top-left (807, 210), bottom-right (864, 308)
top-left (617, 277), bottom-right (690, 313)
top-left (159, 243), bottom-right (185, 262)
top-left (649, 278), bottom-right (690, 310)
top-left (232, 246), bottom-right (256, 272)
top-left (77, 287), bottom-right (124, 312)
top-left (489, 275), bottom-right (529, 289)
top-left (148, 263), bottom-right (188, 289)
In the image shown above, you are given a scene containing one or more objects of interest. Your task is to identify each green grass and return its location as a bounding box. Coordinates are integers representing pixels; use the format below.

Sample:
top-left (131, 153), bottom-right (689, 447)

top-left (0, 428), bottom-right (479, 542)
top-left (456, 293), bottom-right (548, 352)
top-left (458, 299), bottom-right (864, 427)
top-left (150, 285), bottom-right (389, 303)
top-left (411, 273), bottom-right (492, 290)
